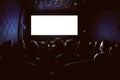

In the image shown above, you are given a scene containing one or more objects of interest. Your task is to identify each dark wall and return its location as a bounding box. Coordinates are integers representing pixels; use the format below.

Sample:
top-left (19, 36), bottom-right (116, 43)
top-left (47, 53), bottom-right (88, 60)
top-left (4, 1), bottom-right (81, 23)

top-left (0, 0), bottom-right (24, 44)
top-left (91, 8), bottom-right (120, 41)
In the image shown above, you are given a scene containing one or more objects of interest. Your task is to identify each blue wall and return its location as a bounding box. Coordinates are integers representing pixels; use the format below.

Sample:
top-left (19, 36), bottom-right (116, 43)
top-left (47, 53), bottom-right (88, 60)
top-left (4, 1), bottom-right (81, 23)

top-left (91, 8), bottom-right (120, 41)
top-left (0, 0), bottom-right (23, 44)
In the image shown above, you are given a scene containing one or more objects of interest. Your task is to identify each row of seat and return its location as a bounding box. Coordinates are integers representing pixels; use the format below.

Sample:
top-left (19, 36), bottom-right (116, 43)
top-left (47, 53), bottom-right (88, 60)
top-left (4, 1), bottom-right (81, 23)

top-left (0, 38), bottom-right (120, 79)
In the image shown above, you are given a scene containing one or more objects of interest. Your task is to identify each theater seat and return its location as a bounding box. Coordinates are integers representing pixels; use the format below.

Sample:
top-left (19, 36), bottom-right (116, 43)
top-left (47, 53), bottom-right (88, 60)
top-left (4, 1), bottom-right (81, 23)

top-left (60, 60), bottom-right (94, 80)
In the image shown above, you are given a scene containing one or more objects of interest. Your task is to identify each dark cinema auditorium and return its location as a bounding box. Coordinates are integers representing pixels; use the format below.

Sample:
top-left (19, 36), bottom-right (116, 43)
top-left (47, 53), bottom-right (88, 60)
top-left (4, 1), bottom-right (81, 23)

top-left (0, 0), bottom-right (120, 80)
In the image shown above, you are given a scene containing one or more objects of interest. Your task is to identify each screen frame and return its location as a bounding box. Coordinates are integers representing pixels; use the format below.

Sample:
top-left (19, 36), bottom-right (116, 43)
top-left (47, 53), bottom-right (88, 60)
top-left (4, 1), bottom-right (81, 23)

top-left (30, 14), bottom-right (79, 36)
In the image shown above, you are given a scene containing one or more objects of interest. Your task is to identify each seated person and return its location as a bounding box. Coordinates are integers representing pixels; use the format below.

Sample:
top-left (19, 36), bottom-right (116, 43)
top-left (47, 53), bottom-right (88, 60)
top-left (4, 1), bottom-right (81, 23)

top-left (94, 40), bottom-right (112, 64)
top-left (56, 39), bottom-right (80, 68)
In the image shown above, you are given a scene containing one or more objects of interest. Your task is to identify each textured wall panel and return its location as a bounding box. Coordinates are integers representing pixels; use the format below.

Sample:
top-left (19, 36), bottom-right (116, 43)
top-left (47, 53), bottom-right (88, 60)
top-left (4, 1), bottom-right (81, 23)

top-left (91, 9), bottom-right (120, 41)
top-left (0, 0), bottom-right (20, 44)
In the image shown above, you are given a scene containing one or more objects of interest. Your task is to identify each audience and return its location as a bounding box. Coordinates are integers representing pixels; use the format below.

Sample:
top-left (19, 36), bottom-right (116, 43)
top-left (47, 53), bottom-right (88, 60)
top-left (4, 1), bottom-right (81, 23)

top-left (0, 38), bottom-right (120, 79)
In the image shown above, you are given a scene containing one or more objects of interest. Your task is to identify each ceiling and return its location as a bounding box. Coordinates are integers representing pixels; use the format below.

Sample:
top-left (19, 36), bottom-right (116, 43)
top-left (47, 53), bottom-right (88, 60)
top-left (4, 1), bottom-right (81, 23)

top-left (17, 0), bottom-right (120, 13)
top-left (17, 0), bottom-right (80, 10)
top-left (33, 0), bottom-right (72, 10)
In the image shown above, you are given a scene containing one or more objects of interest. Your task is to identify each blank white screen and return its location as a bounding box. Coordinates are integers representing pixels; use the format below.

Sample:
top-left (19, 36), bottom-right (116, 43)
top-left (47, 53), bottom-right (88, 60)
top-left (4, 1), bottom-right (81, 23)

top-left (31, 15), bottom-right (78, 35)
